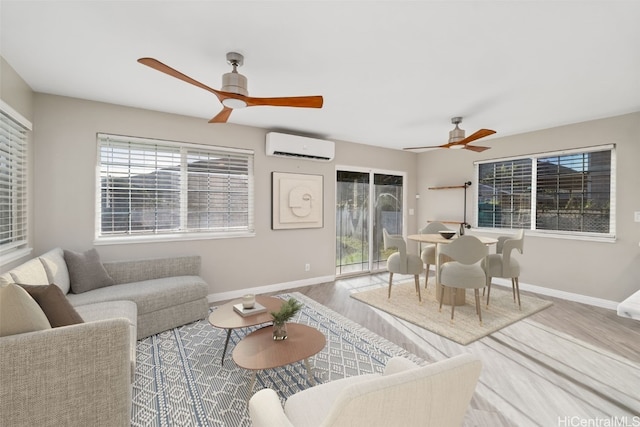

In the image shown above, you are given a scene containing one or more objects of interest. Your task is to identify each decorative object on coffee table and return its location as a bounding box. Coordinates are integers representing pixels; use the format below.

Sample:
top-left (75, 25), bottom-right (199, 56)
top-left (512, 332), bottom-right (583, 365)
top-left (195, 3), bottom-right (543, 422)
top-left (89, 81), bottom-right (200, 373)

top-left (270, 298), bottom-right (303, 340)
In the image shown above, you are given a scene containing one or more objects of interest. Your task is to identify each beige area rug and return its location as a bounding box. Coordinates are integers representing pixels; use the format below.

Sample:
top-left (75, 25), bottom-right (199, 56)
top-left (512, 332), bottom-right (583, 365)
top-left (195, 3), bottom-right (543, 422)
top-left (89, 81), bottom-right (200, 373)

top-left (351, 281), bottom-right (553, 345)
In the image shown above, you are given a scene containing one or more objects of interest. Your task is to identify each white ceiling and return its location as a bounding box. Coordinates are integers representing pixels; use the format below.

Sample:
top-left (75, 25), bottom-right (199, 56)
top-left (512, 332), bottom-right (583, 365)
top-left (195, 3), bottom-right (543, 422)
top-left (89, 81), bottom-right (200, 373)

top-left (2, 1), bottom-right (639, 150)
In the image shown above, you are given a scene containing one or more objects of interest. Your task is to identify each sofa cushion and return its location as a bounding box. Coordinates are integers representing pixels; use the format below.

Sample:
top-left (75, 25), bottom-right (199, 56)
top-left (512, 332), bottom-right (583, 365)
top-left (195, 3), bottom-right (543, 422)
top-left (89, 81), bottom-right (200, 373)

top-left (39, 247), bottom-right (71, 294)
top-left (0, 283), bottom-right (52, 337)
top-left (9, 257), bottom-right (50, 286)
top-left (20, 284), bottom-right (84, 328)
top-left (64, 248), bottom-right (115, 294)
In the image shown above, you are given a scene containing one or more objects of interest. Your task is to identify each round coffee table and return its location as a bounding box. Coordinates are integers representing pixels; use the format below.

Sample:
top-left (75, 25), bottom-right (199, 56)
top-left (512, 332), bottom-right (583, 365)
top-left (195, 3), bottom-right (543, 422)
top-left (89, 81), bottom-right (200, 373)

top-left (208, 296), bottom-right (284, 365)
top-left (232, 323), bottom-right (326, 391)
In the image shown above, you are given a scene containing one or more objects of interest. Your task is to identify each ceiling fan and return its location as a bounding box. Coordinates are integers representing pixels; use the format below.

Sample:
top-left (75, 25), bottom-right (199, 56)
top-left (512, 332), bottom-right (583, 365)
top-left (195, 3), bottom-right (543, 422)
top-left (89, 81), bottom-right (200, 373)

top-left (138, 52), bottom-right (323, 123)
top-left (404, 117), bottom-right (496, 152)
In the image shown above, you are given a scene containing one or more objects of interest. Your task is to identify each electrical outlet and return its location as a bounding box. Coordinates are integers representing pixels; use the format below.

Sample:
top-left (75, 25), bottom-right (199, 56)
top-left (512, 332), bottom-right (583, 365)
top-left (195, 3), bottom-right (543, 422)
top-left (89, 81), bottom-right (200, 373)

top-left (305, 263), bottom-right (310, 271)
top-left (635, 211), bottom-right (640, 222)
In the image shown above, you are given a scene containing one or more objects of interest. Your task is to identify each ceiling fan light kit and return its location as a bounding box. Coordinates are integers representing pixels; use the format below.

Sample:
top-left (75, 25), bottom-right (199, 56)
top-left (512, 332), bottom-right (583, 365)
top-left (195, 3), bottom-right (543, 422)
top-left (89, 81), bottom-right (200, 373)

top-left (138, 51), bottom-right (323, 123)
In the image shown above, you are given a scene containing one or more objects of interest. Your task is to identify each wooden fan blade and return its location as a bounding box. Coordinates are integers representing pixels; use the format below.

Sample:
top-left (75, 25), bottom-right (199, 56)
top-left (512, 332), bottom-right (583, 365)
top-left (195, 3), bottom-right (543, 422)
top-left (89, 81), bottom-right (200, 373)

top-left (463, 144), bottom-right (491, 152)
top-left (243, 95), bottom-right (324, 108)
top-left (209, 107), bottom-right (233, 123)
top-left (138, 57), bottom-right (224, 101)
top-left (459, 129), bottom-right (496, 145)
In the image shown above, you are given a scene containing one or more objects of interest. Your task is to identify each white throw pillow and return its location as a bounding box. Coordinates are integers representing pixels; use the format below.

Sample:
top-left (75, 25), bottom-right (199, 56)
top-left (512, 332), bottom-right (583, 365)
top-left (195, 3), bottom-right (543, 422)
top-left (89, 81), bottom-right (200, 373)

top-left (9, 257), bottom-right (50, 286)
top-left (0, 283), bottom-right (52, 337)
top-left (39, 247), bottom-right (71, 294)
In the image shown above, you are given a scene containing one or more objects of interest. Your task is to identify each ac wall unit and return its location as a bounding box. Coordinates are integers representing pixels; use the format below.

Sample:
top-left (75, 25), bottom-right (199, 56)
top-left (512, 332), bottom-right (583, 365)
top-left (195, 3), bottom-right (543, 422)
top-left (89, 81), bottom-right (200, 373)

top-left (266, 132), bottom-right (335, 162)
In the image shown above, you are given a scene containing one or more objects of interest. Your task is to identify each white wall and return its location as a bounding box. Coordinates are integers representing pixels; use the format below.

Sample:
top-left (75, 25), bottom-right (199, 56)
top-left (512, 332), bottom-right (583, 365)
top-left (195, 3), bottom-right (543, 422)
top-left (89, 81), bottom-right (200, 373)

top-left (28, 93), bottom-right (418, 298)
top-left (417, 112), bottom-right (640, 303)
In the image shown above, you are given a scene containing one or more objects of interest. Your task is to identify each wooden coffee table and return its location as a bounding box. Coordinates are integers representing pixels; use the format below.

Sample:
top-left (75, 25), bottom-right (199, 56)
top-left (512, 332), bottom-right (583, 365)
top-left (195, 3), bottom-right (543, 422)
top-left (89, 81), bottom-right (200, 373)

top-left (208, 296), bottom-right (284, 365)
top-left (232, 323), bottom-right (326, 391)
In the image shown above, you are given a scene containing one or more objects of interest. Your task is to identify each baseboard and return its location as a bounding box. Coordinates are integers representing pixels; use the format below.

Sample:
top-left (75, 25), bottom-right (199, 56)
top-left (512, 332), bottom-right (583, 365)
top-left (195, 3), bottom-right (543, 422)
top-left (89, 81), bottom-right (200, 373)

top-left (206, 273), bottom-right (620, 311)
top-left (490, 278), bottom-right (619, 311)
top-left (207, 274), bottom-right (336, 304)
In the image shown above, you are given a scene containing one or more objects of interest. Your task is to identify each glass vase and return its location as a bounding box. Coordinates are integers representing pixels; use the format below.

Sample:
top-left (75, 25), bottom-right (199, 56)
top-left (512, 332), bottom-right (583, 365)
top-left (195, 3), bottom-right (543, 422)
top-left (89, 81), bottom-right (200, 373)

top-left (273, 321), bottom-right (288, 340)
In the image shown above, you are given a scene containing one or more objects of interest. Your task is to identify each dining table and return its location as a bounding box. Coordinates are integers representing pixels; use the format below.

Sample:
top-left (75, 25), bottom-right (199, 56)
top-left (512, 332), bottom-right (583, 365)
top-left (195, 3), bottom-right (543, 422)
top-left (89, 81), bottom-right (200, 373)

top-left (407, 233), bottom-right (498, 306)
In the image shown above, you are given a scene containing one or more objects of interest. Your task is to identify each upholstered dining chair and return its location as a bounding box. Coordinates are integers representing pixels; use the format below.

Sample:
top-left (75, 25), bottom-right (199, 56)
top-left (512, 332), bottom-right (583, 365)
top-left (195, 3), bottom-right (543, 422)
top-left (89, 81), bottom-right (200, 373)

top-left (483, 229), bottom-right (525, 308)
top-left (438, 235), bottom-right (489, 324)
top-left (383, 229), bottom-right (423, 302)
top-left (419, 221), bottom-right (451, 289)
top-left (249, 353), bottom-right (482, 427)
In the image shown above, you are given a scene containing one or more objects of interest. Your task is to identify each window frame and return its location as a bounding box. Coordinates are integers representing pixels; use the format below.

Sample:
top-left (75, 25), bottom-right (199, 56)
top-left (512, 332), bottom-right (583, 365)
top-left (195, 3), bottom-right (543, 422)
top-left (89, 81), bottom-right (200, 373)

top-left (473, 144), bottom-right (616, 242)
top-left (0, 100), bottom-right (32, 265)
top-left (95, 133), bottom-right (255, 245)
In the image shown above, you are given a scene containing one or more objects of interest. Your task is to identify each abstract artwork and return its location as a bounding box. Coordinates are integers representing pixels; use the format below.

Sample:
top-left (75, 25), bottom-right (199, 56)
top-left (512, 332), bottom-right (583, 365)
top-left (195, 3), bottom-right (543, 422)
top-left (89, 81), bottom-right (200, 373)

top-left (272, 172), bottom-right (323, 229)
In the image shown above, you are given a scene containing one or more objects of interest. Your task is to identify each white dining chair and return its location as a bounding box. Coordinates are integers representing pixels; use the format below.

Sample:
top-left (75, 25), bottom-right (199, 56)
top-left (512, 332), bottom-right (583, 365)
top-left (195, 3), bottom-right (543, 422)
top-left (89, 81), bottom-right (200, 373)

top-left (383, 229), bottom-right (423, 302)
top-left (438, 235), bottom-right (489, 324)
top-left (418, 222), bottom-right (451, 289)
top-left (483, 229), bottom-right (525, 308)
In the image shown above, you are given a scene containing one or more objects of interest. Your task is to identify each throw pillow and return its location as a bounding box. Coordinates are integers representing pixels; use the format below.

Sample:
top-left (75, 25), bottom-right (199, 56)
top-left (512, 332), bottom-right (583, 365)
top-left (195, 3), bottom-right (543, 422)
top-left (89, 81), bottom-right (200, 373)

top-left (64, 248), bottom-right (115, 294)
top-left (20, 284), bottom-right (84, 327)
top-left (39, 247), bottom-right (71, 294)
top-left (9, 257), bottom-right (50, 285)
top-left (0, 283), bottom-right (52, 337)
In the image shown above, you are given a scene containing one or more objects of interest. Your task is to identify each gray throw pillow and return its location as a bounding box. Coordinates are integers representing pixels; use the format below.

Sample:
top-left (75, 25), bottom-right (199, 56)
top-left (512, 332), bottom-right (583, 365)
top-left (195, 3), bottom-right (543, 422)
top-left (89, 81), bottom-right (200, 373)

top-left (64, 248), bottom-right (115, 294)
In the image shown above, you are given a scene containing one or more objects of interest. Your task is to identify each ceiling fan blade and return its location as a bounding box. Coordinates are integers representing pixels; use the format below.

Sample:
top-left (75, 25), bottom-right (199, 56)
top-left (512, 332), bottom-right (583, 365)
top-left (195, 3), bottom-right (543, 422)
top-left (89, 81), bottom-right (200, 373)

top-left (209, 107), bottom-right (233, 123)
top-left (463, 144), bottom-right (491, 152)
top-left (243, 95), bottom-right (324, 108)
top-left (138, 57), bottom-right (224, 100)
top-left (459, 128), bottom-right (496, 145)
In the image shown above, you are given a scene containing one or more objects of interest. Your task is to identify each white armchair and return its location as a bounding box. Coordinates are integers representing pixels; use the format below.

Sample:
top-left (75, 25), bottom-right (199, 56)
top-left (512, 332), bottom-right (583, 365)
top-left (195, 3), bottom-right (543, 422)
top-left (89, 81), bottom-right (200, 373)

top-left (249, 353), bottom-right (482, 427)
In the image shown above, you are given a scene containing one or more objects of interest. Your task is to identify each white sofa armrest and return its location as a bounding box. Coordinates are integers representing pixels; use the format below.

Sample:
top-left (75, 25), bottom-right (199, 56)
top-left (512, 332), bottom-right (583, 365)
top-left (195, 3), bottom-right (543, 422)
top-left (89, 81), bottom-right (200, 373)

top-left (0, 318), bottom-right (131, 427)
top-left (249, 388), bottom-right (295, 427)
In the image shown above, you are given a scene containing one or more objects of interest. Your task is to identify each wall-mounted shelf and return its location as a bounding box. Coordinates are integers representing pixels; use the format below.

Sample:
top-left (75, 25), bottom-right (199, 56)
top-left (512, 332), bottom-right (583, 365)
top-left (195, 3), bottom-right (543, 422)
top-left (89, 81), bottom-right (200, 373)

top-left (428, 181), bottom-right (472, 233)
top-left (428, 185), bottom-right (469, 190)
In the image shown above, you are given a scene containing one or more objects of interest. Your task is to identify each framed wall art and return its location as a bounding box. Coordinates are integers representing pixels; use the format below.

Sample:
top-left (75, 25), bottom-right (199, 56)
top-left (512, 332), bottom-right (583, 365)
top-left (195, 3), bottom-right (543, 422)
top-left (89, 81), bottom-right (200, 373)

top-left (272, 172), bottom-right (323, 229)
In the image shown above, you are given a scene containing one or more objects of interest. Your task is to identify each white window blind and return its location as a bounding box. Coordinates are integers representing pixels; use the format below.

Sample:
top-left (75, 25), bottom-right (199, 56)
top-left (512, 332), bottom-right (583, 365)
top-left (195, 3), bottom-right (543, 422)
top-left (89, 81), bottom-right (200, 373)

top-left (0, 104), bottom-right (30, 258)
top-left (475, 145), bottom-right (615, 239)
top-left (97, 134), bottom-right (254, 240)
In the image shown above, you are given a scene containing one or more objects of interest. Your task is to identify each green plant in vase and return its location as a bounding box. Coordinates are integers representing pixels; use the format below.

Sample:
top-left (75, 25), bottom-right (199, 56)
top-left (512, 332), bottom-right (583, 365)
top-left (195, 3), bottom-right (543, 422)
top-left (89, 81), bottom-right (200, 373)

top-left (271, 298), bottom-right (303, 340)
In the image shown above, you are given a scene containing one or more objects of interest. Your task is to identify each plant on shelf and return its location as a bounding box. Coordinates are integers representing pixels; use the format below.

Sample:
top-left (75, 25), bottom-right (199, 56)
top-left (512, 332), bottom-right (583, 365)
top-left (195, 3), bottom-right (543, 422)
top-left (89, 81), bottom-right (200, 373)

top-left (270, 298), bottom-right (303, 340)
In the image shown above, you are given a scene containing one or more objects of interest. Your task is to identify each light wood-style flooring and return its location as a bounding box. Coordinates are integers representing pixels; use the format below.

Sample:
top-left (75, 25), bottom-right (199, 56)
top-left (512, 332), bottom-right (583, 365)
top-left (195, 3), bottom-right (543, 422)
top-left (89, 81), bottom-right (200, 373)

top-left (275, 272), bottom-right (640, 426)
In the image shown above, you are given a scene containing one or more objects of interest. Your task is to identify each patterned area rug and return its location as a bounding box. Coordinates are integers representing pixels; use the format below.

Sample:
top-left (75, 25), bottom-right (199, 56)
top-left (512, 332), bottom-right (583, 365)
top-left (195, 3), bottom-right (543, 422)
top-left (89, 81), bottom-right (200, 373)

top-left (131, 292), bottom-right (423, 426)
top-left (351, 281), bottom-right (553, 345)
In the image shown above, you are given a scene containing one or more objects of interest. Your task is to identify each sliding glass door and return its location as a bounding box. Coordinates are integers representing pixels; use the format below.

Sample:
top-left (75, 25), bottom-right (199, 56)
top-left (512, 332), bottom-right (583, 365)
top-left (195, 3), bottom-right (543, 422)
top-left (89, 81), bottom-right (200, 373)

top-left (336, 169), bottom-right (404, 276)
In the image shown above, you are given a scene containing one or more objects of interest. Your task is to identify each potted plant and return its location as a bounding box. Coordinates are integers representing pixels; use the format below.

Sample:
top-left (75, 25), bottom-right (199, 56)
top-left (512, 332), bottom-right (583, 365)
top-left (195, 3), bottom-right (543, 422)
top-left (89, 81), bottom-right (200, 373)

top-left (270, 298), bottom-right (303, 340)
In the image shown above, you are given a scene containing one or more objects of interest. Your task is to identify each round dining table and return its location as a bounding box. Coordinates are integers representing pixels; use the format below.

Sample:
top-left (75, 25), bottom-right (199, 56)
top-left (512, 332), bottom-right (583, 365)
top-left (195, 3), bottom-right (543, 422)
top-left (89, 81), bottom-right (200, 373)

top-left (407, 233), bottom-right (498, 306)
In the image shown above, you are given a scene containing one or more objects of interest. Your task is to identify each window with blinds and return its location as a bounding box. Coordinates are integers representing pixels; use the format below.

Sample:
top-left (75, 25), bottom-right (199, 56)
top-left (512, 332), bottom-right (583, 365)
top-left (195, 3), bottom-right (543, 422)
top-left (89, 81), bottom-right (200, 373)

top-left (475, 145), bottom-right (615, 238)
top-left (0, 104), bottom-right (30, 259)
top-left (97, 134), bottom-right (254, 240)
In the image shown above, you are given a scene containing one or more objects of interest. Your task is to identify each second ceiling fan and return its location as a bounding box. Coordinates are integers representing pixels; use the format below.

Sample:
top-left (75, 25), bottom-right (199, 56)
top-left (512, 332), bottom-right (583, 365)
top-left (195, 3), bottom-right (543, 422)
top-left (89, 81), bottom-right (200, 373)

top-left (404, 117), bottom-right (496, 152)
top-left (138, 52), bottom-right (324, 123)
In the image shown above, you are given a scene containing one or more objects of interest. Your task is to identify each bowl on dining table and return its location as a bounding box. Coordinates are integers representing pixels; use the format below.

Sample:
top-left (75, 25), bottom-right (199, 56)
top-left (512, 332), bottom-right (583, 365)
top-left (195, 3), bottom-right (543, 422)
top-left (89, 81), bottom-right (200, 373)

top-left (439, 230), bottom-right (456, 240)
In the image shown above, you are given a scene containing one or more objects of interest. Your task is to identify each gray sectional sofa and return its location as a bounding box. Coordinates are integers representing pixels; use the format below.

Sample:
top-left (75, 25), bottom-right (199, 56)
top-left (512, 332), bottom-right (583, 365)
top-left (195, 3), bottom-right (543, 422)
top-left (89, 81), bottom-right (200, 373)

top-left (0, 247), bottom-right (210, 427)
